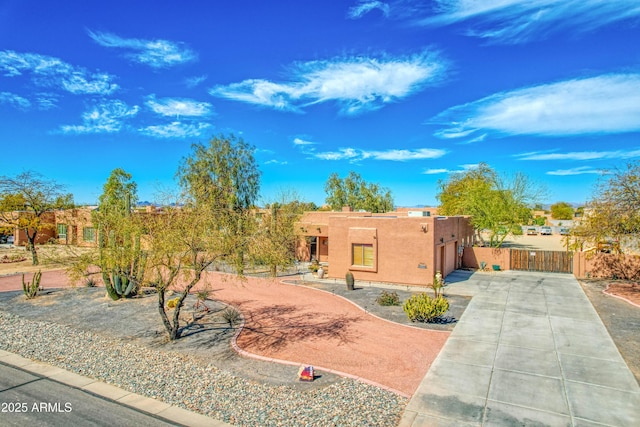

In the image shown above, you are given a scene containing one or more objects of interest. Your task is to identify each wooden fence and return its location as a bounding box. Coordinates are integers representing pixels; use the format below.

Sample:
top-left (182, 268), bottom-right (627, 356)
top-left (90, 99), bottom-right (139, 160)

top-left (510, 249), bottom-right (573, 274)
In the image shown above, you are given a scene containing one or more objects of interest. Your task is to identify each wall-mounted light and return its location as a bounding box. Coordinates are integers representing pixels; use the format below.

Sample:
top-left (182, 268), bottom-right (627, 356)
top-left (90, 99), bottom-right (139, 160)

top-left (421, 225), bottom-right (428, 233)
top-left (440, 237), bottom-right (444, 243)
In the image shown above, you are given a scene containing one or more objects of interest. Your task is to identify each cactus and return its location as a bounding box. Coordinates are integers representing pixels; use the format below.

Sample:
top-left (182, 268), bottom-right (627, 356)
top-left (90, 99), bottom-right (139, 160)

top-left (100, 228), bottom-right (147, 301)
top-left (22, 270), bottom-right (42, 299)
top-left (346, 271), bottom-right (355, 290)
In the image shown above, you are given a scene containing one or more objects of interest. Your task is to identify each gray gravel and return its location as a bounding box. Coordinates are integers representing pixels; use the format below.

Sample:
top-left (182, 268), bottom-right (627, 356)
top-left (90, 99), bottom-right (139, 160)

top-left (0, 307), bottom-right (406, 427)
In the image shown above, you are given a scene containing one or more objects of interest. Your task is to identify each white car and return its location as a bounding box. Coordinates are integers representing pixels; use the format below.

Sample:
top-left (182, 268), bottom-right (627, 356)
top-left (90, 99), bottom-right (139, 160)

top-left (540, 226), bottom-right (552, 235)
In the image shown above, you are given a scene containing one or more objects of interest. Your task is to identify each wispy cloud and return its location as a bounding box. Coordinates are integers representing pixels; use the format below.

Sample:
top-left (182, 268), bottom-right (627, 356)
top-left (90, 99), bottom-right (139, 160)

top-left (210, 50), bottom-right (448, 115)
top-left (264, 159), bottom-right (288, 165)
top-left (88, 30), bottom-right (197, 69)
top-left (0, 50), bottom-right (118, 95)
top-left (423, 168), bottom-right (449, 175)
top-left (185, 75), bottom-right (207, 88)
top-left (35, 93), bottom-right (59, 110)
top-left (432, 73), bottom-right (640, 138)
top-left (547, 167), bottom-right (605, 176)
top-left (293, 137), bottom-right (317, 146)
top-left (0, 92), bottom-right (31, 109)
top-left (348, 1), bottom-right (390, 19)
top-left (59, 100), bottom-right (139, 134)
top-left (312, 147), bottom-right (446, 162)
top-left (138, 121), bottom-right (211, 139)
top-left (416, 0), bottom-right (640, 44)
top-left (145, 95), bottom-right (212, 118)
top-left (516, 149), bottom-right (640, 161)
top-left (422, 163), bottom-right (479, 175)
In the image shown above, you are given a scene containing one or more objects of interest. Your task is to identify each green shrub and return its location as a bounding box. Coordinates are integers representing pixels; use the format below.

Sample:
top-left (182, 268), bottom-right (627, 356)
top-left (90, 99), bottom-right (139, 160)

top-left (166, 297), bottom-right (180, 309)
top-left (403, 293), bottom-right (449, 323)
top-left (376, 290), bottom-right (400, 306)
top-left (222, 307), bottom-right (241, 326)
top-left (85, 278), bottom-right (98, 287)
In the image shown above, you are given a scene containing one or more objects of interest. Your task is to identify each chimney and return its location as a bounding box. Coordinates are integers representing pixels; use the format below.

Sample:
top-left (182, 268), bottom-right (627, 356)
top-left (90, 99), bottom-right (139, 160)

top-left (342, 206), bottom-right (353, 212)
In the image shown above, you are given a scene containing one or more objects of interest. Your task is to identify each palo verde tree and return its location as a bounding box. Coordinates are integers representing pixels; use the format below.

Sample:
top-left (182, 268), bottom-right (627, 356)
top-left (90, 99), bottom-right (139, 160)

top-left (573, 162), bottom-right (640, 253)
top-left (437, 163), bottom-right (542, 247)
top-left (324, 171), bottom-right (393, 212)
top-left (92, 168), bottom-right (146, 300)
top-left (148, 135), bottom-right (261, 341)
top-left (250, 190), bottom-right (307, 276)
top-left (0, 171), bottom-right (73, 265)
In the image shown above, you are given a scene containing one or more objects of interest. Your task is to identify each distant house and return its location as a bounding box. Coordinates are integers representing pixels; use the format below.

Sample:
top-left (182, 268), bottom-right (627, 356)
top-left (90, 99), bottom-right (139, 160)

top-left (297, 207), bottom-right (474, 285)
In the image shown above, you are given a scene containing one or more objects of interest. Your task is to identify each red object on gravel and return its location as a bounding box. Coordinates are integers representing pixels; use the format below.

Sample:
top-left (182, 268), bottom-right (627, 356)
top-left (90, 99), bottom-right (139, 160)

top-left (193, 272), bottom-right (450, 396)
top-left (0, 269), bottom-right (450, 397)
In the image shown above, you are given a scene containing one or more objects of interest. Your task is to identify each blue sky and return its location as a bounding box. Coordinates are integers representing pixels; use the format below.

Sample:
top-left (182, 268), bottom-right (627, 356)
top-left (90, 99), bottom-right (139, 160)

top-left (1, 1), bottom-right (639, 207)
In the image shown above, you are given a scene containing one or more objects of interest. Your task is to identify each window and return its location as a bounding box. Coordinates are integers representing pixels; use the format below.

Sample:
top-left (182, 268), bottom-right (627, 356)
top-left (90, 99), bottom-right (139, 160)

top-left (57, 224), bottom-right (67, 239)
top-left (83, 227), bottom-right (95, 242)
top-left (352, 243), bottom-right (373, 267)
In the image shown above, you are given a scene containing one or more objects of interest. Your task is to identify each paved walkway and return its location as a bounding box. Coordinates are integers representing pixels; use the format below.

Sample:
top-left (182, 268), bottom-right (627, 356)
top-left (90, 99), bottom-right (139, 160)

top-left (401, 270), bottom-right (640, 427)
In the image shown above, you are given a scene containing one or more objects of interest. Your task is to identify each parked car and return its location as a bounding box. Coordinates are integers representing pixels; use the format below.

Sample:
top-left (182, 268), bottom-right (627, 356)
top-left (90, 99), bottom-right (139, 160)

top-left (526, 227), bottom-right (538, 235)
top-left (559, 227), bottom-right (570, 235)
top-left (540, 226), bottom-right (552, 235)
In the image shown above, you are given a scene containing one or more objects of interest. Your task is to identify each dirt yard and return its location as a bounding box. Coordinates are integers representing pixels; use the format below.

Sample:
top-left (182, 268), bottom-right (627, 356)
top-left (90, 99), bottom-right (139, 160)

top-left (0, 247), bottom-right (451, 396)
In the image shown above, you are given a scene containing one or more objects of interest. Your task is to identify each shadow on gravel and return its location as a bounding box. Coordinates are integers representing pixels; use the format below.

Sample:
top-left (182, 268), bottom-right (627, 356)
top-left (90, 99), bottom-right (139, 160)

top-left (237, 303), bottom-right (362, 352)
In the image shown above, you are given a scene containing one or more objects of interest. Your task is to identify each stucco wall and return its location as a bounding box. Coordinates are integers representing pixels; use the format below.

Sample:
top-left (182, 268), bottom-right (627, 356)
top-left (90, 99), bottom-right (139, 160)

top-left (327, 215), bottom-right (474, 286)
top-left (463, 247), bottom-right (511, 271)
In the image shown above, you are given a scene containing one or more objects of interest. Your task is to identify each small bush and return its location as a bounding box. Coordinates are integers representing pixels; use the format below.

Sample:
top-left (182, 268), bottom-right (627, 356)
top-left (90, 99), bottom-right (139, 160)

top-left (222, 307), bottom-right (241, 326)
top-left (403, 293), bottom-right (449, 323)
top-left (166, 297), bottom-right (180, 309)
top-left (376, 290), bottom-right (400, 306)
top-left (85, 278), bottom-right (98, 287)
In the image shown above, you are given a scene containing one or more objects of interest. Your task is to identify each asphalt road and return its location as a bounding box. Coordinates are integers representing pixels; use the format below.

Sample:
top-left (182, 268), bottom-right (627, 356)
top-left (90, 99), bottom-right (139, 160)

top-left (0, 363), bottom-right (180, 427)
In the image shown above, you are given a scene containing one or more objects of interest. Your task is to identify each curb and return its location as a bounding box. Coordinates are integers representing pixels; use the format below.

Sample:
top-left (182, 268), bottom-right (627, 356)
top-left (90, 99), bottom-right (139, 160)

top-left (603, 283), bottom-right (640, 308)
top-left (0, 349), bottom-right (232, 427)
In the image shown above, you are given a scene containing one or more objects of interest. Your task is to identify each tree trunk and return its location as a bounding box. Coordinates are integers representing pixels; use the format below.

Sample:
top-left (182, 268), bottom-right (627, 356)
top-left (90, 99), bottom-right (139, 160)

top-left (27, 231), bottom-right (39, 265)
top-left (157, 290), bottom-right (177, 339)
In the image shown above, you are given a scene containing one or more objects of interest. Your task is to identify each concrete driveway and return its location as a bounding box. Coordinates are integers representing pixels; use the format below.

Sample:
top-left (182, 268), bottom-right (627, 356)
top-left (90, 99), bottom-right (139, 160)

top-left (401, 270), bottom-right (640, 426)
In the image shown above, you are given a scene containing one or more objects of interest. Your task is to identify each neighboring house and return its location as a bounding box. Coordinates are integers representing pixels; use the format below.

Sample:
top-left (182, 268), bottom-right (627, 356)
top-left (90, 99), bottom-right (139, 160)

top-left (0, 211), bottom-right (56, 246)
top-left (297, 208), bottom-right (474, 285)
top-left (54, 207), bottom-right (98, 247)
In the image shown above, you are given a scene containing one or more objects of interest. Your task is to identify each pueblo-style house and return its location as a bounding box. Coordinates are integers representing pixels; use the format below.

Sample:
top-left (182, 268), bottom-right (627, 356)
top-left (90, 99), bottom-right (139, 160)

top-left (297, 207), bottom-right (474, 286)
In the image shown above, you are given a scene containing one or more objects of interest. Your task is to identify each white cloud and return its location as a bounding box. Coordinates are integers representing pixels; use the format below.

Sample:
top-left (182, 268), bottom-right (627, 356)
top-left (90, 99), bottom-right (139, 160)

top-left (423, 168), bottom-right (449, 174)
top-left (516, 149), bottom-right (640, 161)
top-left (264, 159), bottom-right (288, 165)
top-left (0, 92), bottom-right (31, 109)
top-left (210, 50), bottom-right (448, 115)
top-left (293, 137), bottom-right (316, 146)
top-left (59, 100), bottom-right (139, 134)
top-left (139, 121), bottom-right (211, 139)
top-left (417, 0), bottom-right (640, 43)
top-left (312, 147), bottom-right (446, 162)
top-left (88, 30), bottom-right (197, 69)
top-left (0, 50), bottom-right (118, 95)
top-left (348, 1), bottom-right (390, 19)
top-left (422, 163), bottom-right (479, 174)
top-left (145, 95), bottom-right (212, 118)
top-left (547, 167), bottom-right (604, 176)
top-left (432, 74), bottom-right (640, 138)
